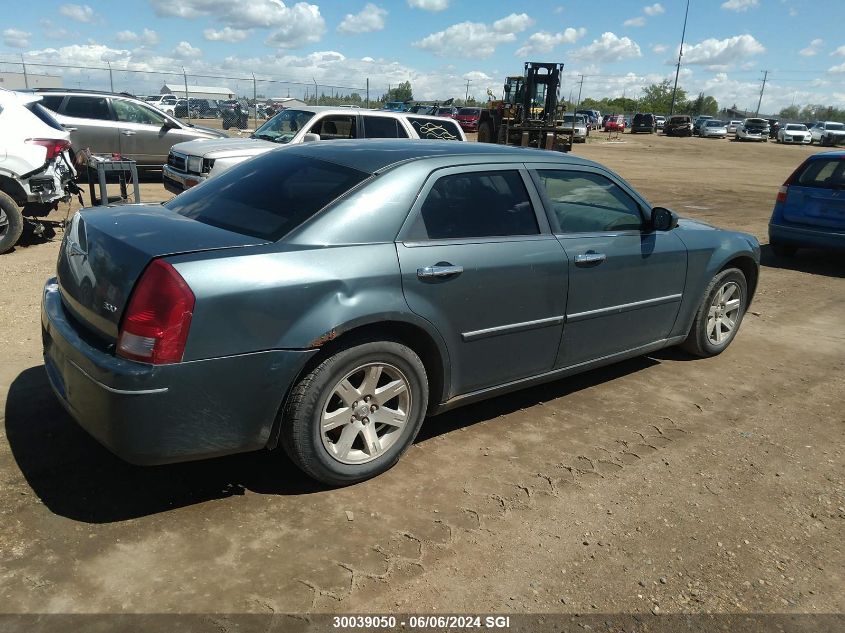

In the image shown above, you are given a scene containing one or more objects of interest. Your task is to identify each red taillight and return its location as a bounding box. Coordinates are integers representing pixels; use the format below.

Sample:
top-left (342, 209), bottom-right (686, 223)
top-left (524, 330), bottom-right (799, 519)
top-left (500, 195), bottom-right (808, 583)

top-left (26, 138), bottom-right (71, 160)
top-left (117, 259), bottom-right (195, 364)
top-left (776, 186), bottom-right (788, 204)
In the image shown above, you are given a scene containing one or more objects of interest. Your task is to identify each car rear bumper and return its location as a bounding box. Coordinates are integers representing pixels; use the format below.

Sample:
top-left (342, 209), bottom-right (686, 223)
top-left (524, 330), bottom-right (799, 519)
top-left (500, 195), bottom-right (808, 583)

top-left (769, 222), bottom-right (845, 251)
top-left (162, 164), bottom-right (207, 195)
top-left (41, 278), bottom-right (316, 465)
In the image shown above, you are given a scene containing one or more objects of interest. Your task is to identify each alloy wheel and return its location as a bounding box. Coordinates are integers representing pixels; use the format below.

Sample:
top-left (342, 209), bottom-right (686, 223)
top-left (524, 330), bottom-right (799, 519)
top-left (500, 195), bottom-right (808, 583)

top-left (707, 281), bottom-right (742, 345)
top-left (320, 362), bottom-right (411, 465)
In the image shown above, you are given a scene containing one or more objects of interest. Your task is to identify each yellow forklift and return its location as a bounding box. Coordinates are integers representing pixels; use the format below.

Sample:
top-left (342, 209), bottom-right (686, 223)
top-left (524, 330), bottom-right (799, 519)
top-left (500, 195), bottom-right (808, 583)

top-left (477, 62), bottom-right (573, 152)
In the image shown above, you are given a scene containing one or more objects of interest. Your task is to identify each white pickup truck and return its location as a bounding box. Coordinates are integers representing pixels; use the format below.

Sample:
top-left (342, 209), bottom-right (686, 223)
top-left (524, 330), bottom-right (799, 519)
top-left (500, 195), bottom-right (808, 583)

top-left (162, 106), bottom-right (466, 193)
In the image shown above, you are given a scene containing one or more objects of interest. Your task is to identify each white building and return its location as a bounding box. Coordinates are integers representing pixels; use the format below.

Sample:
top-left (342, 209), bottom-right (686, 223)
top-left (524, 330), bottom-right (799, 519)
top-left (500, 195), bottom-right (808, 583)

top-left (161, 84), bottom-right (234, 100)
top-left (0, 72), bottom-right (62, 90)
top-left (266, 97), bottom-right (306, 108)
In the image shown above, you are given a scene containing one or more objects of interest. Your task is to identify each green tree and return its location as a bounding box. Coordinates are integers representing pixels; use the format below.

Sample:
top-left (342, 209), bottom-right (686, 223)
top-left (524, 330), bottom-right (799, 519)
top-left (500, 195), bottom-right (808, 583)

top-left (639, 79), bottom-right (685, 115)
top-left (382, 81), bottom-right (413, 103)
top-left (779, 105), bottom-right (800, 120)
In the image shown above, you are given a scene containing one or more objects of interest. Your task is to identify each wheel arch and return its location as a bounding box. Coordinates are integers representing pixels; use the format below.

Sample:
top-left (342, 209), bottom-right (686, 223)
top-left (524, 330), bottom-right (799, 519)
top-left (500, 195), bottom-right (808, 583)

top-left (266, 317), bottom-right (451, 450)
top-left (719, 254), bottom-right (759, 305)
top-left (0, 175), bottom-right (27, 206)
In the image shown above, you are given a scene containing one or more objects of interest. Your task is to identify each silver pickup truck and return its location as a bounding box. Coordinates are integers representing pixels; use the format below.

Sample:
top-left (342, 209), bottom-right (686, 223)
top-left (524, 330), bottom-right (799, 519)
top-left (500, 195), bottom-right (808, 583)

top-left (163, 106), bottom-right (466, 193)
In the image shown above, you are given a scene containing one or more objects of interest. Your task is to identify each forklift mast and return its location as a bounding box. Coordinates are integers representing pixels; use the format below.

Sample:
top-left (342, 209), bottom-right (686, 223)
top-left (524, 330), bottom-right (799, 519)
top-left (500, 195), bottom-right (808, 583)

top-left (521, 62), bottom-right (563, 126)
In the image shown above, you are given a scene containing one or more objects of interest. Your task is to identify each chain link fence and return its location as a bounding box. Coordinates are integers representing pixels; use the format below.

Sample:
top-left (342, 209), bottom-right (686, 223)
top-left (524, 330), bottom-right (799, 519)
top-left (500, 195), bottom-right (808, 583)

top-left (0, 56), bottom-right (387, 131)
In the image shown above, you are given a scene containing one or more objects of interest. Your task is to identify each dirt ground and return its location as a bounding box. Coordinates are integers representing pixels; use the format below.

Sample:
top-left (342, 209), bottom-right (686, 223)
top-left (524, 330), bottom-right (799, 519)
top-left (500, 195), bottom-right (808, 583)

top-left (0, 132), bottom-right (843, 624)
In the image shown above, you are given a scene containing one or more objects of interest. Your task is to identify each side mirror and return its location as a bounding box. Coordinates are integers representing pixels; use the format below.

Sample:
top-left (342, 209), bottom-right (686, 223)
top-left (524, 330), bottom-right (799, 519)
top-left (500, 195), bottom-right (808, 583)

top-left (301, 133), bottom-right (321, 143)
top-left (650, 206), bottom-right (678, 231)
top-left (163, 118), bottom-right (178, 130)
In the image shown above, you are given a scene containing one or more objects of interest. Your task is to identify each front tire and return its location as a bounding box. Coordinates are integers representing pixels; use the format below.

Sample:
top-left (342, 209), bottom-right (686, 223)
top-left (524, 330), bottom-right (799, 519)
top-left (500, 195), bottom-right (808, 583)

top-left (681, 268), bottom-right (748, 358)
top-left (0, 191), bottom-right (24, 254)
top-left (477, 120), bottom-right (493, 143)
top-left (281, 340), bottom-right (429, 486)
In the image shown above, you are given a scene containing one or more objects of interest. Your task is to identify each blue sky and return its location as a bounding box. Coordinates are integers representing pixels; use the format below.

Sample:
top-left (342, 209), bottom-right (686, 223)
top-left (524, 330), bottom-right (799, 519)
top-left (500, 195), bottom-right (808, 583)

top-left (1, 0), bottom-right (843, 111)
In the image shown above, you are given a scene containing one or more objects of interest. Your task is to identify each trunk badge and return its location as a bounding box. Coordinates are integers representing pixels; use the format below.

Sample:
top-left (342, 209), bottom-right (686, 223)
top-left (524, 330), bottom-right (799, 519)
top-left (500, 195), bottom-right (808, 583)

top-left (103, 302), bottom-right (118, 313)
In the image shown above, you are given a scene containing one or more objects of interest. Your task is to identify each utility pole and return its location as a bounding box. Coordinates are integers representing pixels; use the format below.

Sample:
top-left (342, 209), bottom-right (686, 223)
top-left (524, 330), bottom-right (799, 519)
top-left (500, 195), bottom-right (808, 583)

top-left (366, 78), bottom-right (369, 109)
top-left (20, 54), bottom-right (28, 89)
top-left (465, 79), bottom-right (471, 102)
top-left (182, 67), bottom-right (191, 124)
top-left (755, 70), bottom-right (768, 116)
top-left (252, 72), bottom-right (257, 130)
top-left (570, 74), bottom-right (584, 138)
top-left (107, 61), bottom-right (114, 93)
top-left (670, 0), bottom-right (691, 116)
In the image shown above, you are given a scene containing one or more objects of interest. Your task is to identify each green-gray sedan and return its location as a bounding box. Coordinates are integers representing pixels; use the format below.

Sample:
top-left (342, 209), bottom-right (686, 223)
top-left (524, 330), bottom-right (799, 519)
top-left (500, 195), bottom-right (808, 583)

top-left (42, 140), bottom-right (760, 485)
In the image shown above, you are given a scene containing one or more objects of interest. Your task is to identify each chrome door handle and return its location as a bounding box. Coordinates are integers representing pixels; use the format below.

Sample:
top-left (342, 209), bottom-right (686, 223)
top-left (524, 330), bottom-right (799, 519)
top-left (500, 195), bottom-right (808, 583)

top-left (574, 252), bottom-right (607, 266)
top-left (65, 127), bottom-right (77, 132)
top-left (417, 264), bottom-right (463, 279)
top-left (121, 130), bottom-right (136, 136)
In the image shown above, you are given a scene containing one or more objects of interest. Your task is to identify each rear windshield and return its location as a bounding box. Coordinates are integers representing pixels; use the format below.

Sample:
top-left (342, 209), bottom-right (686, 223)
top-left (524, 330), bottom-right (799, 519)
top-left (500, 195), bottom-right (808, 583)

top-left (165, 152), bottom-right (370, 241)
top-left (796, 158), bottom-right (845, 189)
top-left (26, 102), bottom-right (65, 131)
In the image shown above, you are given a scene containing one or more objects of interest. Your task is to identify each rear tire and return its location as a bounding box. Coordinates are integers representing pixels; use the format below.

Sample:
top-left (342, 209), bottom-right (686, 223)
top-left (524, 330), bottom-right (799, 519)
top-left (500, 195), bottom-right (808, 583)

top-left (0, 191), bottom-right (24, 254)
top-left (681, 268), bottom-right (748, 358)
top-left (281, 340), bottom-right (429, 486)
top-left (477, 120), bottom-right (494, 143)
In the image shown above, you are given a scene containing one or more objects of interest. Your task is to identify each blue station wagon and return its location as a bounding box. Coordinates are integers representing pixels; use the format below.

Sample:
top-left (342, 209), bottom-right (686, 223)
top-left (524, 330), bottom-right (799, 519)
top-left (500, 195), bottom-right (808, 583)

top-left (769, 150), bottom-right (845, 256)
top-left (42, 141), bottom-right (760, 485)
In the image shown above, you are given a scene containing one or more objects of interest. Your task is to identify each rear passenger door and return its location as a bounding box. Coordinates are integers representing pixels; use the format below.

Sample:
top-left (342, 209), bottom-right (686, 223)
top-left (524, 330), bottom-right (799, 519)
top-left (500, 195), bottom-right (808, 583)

top-left (58, 95), bottom-right (120, 157)
top-left (397, 165), bottom-right (568, 396)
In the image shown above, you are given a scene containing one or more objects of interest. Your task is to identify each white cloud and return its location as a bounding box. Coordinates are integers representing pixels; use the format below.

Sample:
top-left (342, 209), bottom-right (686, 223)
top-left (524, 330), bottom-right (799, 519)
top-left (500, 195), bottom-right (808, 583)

top-left (172, 41), bottom-right (202, 59)
top-left (829, 62), bottom-right (845, 74)
top-left (59, 3), bottom-right (95, 22)
top-left (651, 43), bottom-right (668, 54)
top-left (39, 19), bottom-right (75, 40)
top-left (624, 17), bottom-right (646, 27)
top-left (720, 0), bottom-right (759, 12)
top-left (115, 29), bottom-right (159, 46)
top-left (413, 13), bottom-right (534, 59)
top-left (2, 28), bottom-right (31, 48)
top-left (338, 3), bottom-right (387, 34)
top-left (682, 34), bottom-right (765, 66)
top-left (407, 0), bottom-right (448, 10)
top-left (516, 28), bottom-right (586, 57)
top-left (832, 45), bottom-right (845, 57)
top-left (149, 0), bottom-right (326, 47)
top-left (203, 27), bottom-right (250, 42)
top-left (571, 32), bottom-right (642, 63)
top-left (799, 39), bottom-right (823, 57)
top-left (643, 3), bottom-right (665, 16)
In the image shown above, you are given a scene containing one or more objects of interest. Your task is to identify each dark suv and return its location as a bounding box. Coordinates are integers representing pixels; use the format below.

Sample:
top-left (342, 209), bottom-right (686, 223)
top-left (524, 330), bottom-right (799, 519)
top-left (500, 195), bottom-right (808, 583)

top-left (218, 100), bottom-right (249, 130)
top-left (631, 113), bottom-right (656, 134)
top-left (663, 115), bottom-right (693, 137)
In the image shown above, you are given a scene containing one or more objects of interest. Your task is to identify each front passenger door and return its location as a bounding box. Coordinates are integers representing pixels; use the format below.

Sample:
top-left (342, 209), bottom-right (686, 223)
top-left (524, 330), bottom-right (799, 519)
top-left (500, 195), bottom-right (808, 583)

top-left (111, 99), bottom-right (173, 166)
top-left (531, 168), bottom-right (688, 367)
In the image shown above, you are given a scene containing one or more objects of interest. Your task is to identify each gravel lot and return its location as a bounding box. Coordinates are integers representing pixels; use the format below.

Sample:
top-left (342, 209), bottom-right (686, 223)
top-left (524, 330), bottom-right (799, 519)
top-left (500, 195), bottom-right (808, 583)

top-left (1, 132), bottom-right (843, 620)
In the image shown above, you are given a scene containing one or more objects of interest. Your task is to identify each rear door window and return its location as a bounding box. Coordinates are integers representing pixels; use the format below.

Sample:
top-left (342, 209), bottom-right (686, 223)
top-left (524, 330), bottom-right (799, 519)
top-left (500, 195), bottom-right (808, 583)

top-left (408, 170), bottom-right (538, 240)
top-left (63, 96), bottom-right (112, 120)
top-left (796, 159), bottom-right (845, 189)
top-left (362, 116), bottom-right (408, 138)
top-left (165, 153), bottom-right (370, 241)
top-left (407, 117), bottom-right (461, 140)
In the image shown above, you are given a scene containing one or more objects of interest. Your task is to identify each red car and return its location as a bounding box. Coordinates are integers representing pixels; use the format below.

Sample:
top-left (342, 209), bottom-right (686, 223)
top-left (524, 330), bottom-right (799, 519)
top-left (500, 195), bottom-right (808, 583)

top-left (604, 115), bottom-right (625, 132)
top-left (455, 107), bottom-right (481, 132)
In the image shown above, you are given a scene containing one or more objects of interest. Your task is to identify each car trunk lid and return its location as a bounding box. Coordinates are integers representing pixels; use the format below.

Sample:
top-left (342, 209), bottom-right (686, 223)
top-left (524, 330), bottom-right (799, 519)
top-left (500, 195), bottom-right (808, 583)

top-left (57, 205), bottom-right (268, 341)
top-left (783, 186), bottom-right (845, 229)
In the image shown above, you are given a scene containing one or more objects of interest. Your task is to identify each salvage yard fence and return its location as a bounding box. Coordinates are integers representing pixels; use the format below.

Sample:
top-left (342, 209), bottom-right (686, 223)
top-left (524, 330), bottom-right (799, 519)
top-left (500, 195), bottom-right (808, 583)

top-left (1, 56), bottom-right (387, 128)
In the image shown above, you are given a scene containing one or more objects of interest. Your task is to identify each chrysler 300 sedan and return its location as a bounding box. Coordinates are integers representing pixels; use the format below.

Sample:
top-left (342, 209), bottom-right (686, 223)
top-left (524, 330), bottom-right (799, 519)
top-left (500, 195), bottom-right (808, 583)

top-left (42, 141), bottom-right (760, 485)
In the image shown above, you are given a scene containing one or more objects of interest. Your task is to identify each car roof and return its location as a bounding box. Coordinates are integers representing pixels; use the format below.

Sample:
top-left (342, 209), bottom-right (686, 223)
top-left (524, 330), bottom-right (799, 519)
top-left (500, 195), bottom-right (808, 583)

top-left (0, 87), bottom-right (41, 106)
top-left (283, 139), bottom-right (600, 174)
top-left (807, 150), bottom-right (845, 160)
top-left (31, 87), bottom-right (138, 98)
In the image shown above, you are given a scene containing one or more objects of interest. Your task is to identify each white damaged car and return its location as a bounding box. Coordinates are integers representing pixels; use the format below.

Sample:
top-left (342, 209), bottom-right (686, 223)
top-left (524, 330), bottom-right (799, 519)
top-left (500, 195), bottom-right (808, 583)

top-left (0, 89), bottom-right (77, 253)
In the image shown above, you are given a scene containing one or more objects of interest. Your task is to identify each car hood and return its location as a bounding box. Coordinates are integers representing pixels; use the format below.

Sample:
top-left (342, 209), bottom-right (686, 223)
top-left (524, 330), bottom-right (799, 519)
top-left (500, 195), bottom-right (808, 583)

top-left (182, 123), bottom-right (228, 138)
top-left (171, 137), bottom-right (277, 158)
